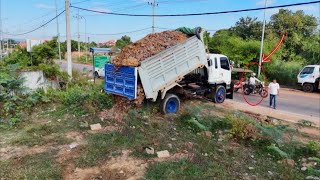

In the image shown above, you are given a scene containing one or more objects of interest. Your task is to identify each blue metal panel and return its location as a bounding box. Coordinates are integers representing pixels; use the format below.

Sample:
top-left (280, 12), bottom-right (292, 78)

top-left (104, 64), bottom-right (137, 100)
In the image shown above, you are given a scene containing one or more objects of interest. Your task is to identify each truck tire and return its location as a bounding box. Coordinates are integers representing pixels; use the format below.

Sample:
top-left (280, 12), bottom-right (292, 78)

top-left (213, 86), bottom-right (226, 104)
top-left (302, 83), bottom-right (314, 92)
top-left (227, 82), bottom-right (234, 99)
top-left (94, 71), bottom-right (100, 79)
top-left (160, 93), bottom-right (180, 114)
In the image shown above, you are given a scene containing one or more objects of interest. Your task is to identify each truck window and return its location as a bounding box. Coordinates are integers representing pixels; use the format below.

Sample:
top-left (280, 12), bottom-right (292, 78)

top-left (208, 59), bottom-right (212, 67)
top-left (300, 67), bottom-right (314, 75)
top-left (220, 57), bottom-right (230, 70)
top-left (214, 58), bottom-right (218, 69)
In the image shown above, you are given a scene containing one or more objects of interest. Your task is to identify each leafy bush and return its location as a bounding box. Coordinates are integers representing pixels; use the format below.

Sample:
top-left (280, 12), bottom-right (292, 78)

top-left (228, 115), bottom-right (259, 140)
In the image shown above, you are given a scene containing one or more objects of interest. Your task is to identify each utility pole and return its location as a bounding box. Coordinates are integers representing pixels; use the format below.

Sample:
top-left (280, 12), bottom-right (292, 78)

top-left (0, 0), bottom-right (3, 59)
top-left (55, 0), bottom-right (62, 61)
top-left (148, 0), bottom-right (157, 33)
top-left (258, 0), bottom-right (267, 77)
top-left (65, 0), bottom-right (72, 78)
top-left (77, 9), bottom-right (80, 61)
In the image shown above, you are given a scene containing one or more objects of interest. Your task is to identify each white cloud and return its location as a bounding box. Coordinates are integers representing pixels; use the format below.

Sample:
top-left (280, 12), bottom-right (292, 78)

top-left (35, 3), bottom-right (55, 9)
top-left (256, 0), bottom-right (275, 6)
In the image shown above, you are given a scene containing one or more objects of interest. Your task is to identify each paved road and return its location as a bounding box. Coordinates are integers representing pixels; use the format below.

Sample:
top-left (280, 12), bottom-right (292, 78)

top-left (234, 89), bottom-right (320, 118)
top-left (56, 60), bottom-right (320, 118)
top-left (55, 60), bottom-right (93, 73)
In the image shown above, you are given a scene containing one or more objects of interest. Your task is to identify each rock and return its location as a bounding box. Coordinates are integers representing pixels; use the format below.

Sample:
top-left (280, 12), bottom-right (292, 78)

top-left (69, 143), bottom-right (79, 149)
top-left (186, 142), bottom-right (194, 149)
top-left (302, 162), bottom-right (314, 168)
top-left (119, 170), bottom-right (124, 174)
top-left (90, 123), bottom-right (102, 131)
top-left (281, 159), bottom-right (295, 167)
top-left (167, 143), bottom-right (173, 149)
top-left (145, 147), bottom-right (155, 155)
top-left (268, 171), bottom-right (273, 175)
top-left (301, 167), bottom-right (307, 171)
top-left (248, 167), bottom-right (254, 170)
top-left (171, 138), bottom-right (177, 141)
top-left (157, 150), bottom-right (170, 158)
top-left (201, 131), bottom-right (212, 139)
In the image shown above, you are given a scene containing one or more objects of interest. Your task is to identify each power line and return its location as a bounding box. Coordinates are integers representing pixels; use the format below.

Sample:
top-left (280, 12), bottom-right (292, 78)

top-left (71, 1), bottom-right (320, 17)
top-left (2, 10), bottom-right (65, 36)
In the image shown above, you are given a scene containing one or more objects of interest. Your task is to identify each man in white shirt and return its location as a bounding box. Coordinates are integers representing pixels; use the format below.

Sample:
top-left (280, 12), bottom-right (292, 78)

top-left (268, 79), bottom-right (280, 109)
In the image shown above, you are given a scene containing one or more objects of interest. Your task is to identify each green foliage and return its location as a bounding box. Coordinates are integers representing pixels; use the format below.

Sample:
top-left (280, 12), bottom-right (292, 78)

top-left (3, 46), bottom-right (31, 67)
top-left (31, 43), bottom-right (56, 65)
top-left (115, 35), bottom-right (132, 49)
top-left (47, 83), bottom-right (113, 116)
top-left (231, 17), bottom-right (263, 40)
top-left (264, 59), bottom-right (302, 87)
top-left (267, 144), bottom-right (289, 159)
top-left (0, 152), bottom-right (62, 180)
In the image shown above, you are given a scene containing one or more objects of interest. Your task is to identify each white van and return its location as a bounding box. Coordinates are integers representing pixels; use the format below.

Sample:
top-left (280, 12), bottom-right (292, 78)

top-left (297, 65), bottom-right (320, 92)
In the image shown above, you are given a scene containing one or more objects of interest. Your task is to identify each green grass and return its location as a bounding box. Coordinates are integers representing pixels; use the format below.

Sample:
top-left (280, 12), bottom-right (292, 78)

top-left (10, 123), bottom-right (74, 147)
top-left (0, 151), bottom-right (62, 180)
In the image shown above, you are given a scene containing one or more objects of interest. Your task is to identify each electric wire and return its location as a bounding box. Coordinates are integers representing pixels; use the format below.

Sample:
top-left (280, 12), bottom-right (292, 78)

top-left (71, 1), bottom-right (320, 17)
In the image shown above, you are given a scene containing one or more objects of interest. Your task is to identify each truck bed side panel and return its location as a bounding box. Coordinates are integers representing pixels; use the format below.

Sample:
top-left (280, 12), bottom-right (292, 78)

top-left (138, 35), bottom-right (207, 101)
top-left (104, 64), bottom-right (137, 100)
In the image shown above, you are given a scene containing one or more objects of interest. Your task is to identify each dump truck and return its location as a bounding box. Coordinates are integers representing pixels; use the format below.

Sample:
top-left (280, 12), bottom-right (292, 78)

top-left (104, 29), bottom-right (233, 114)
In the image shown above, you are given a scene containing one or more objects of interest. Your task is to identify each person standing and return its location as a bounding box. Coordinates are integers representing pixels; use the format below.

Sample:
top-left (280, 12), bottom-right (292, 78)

top-left (268, 79), bottom-right (280, 109)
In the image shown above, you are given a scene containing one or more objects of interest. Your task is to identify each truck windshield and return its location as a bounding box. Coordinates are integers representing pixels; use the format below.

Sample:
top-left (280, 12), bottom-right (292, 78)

top-left (220, 57), bottom-right (230, 70)
top-left (301, 67), bottom-right (314, 75)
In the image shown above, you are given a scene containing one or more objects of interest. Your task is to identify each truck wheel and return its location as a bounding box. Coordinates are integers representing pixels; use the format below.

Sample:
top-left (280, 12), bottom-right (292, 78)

top-left (302, 83), bottom-right (314, 92)
top-left (94, 71), bottom-right (100, 79)
top-left (161, 93), bottom-right (180, 114)
top-left (213, 86), bottom-right (226, 103)
top-left (227, 82), bottom-right (234, 99)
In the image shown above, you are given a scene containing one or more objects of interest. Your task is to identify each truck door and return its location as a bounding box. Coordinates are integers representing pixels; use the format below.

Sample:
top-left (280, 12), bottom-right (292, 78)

top-left (207, 57), bottom-right (221, 84)
top-left (219, 57), bottom-right (231, 85)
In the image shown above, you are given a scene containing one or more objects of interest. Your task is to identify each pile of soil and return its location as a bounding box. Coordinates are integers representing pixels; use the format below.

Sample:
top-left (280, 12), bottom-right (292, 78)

top-left (111, 31), bottom-right (188, 67)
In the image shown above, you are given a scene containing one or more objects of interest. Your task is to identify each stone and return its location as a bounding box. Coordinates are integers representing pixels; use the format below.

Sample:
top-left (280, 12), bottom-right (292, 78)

top-left (186, 142), bottom-right (194, 149)
top-left (301, 167), bottom-right (307, 171)
top-left (69, 143), bottom-right (79, 149)
top-left (201, 131), bottom-right (212, 139)
top-left (145, 147), bottom-right (155, 155)
top-left (281, 159), bottom-right (295, 167)
top-left (248, 167), bottom-right (254, 170)
top-left (268, 171), bottom-right (273, 175)
top-left (171, 138), bottom-right (177, 141)
top-left (90, 123), bottom-right (102, 131)
top-left (167, 143), bottom-right (173, 149)
top-left (157, 150), bottom-right (170, 158)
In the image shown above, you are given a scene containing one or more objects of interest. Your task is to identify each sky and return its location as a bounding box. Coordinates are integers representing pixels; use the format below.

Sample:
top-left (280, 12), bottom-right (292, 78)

top-left (1, 0), bottom-right (319, 42)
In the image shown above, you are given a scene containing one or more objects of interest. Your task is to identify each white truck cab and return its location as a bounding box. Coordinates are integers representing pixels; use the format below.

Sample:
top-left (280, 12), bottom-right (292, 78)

top-left (297, 65), bottom-right (320, 92)
top-left (207, 54), bottom-right (232, 86)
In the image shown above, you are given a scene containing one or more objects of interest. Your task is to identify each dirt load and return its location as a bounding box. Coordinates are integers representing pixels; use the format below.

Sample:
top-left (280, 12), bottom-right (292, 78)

top-left (111, 30), bottom-right (188, 67)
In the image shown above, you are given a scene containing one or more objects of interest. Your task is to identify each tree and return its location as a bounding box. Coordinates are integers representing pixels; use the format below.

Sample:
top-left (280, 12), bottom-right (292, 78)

top-left (32, 44), bottom-right (56, 65)
top-left (231, 17), bottom-right (263, 40)
top-left (269, 9), bottom-right (318, 61)
top-left (115, 35), bottom-right (132, 49)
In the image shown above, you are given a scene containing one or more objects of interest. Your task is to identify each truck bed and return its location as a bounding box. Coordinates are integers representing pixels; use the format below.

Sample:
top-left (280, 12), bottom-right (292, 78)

top-left (138, 34), bottom-right (207, 101)
top-left (104, 33), bottom-right (207, 101)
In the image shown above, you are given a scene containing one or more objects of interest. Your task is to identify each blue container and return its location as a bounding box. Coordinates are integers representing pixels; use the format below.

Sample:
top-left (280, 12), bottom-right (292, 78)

top-left (104, 64), bottom-right (137, 100)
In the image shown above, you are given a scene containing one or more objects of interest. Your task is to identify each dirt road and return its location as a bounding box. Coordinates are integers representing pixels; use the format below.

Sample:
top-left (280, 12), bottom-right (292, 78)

top-left (234, 89), bottom-right (320, 118)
